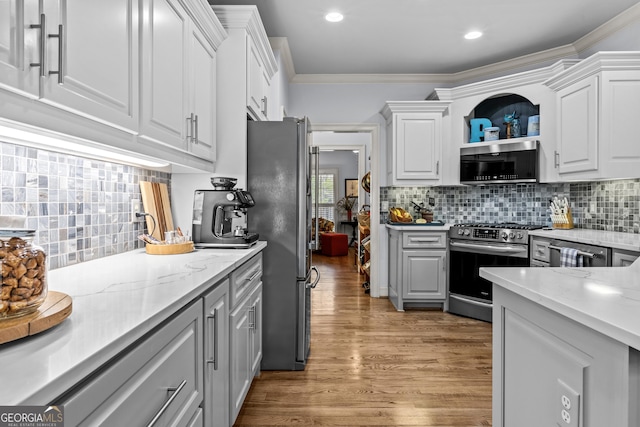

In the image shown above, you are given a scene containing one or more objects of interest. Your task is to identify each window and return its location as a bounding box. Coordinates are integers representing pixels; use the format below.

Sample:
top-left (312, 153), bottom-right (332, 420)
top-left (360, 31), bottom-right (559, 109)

top-left (313, 169), bottom-right (337, 222)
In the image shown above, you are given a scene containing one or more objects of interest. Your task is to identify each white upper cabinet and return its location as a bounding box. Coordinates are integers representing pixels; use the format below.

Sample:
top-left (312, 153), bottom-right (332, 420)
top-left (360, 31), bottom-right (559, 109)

top-left (211, 5), bottom-right (277, 185)
top-left (381, 101), bottom-right (450, 186)
top-left (139, 0), bottom-right (189, 149)
top-left (247, 36), bottom-right (268, 121)
top-left (140, 0), bottom-right (223, 162)
top-left (431, 60), bottom-right (578, 184)
top-left (42, 0), bottom-right (139, 131)
top-left (212, 5), bottom-right (277, 122)
top-left (545, 52), bottom-right (640, 181)
top-left (190, 23), bottom-right (217, 161)
top-left (0, 1), bottom-right (40, 96)
top-left (1, 0), bottom-right (139, 131)
top-left (0, 0), bottom-right (225, 170)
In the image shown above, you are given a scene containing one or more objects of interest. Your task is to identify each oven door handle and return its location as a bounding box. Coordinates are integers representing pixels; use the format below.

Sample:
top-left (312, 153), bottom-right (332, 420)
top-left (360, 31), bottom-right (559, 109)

top-left (449, 240), bottom-right (528, 256)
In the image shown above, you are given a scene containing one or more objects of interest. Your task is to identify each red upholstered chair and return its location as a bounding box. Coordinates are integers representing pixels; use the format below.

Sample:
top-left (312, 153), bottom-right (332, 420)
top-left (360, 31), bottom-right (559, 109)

top-left (320, 232), bottom-right (349, 256)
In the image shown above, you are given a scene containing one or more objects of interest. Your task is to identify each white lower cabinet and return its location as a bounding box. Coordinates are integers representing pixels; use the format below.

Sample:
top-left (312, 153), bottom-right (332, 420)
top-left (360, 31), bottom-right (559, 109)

top-left (388, 228), bottom-right (447, 311)
top-left (203, 280), bottom-right (230, 427)
top-left (60, 300), bottom-right (204, 427)
top-left (229, 254), bottom-right (263, 424)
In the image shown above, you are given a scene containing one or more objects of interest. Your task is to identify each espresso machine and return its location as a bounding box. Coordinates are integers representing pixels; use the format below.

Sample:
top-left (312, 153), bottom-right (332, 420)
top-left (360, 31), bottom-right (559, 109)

top-left (192, 178), bottom-right (259, 248)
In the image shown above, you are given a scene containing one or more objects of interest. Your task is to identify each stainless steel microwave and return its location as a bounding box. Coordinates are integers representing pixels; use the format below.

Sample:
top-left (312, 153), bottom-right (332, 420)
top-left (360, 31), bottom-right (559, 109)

top-left (460, 140), bottom-right (539, 185)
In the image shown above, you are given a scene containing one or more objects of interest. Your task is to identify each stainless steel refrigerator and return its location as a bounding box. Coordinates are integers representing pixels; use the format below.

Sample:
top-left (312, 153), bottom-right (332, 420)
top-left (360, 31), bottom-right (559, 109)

top-left (247, 117), bottom-right (320, 371)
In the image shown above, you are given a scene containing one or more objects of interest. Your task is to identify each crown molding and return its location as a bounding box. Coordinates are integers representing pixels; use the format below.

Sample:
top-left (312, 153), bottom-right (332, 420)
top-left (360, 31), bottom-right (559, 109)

top-left (544, 51), bottom-right (640, 91)
top-left (573, 2), bottom-right (640, 53)
top-left (280, 4), bottom-right (638, 85)
top-left (380, 101), bottom-right (451, 121)
top-left (431, 58), bottom-right (580, 101)
top-left (211, 5), bottom-right (278, 77)
top-left (269, 37), bottom-right (296, 81)
top-left (184, 0), bottom-right (227, 49)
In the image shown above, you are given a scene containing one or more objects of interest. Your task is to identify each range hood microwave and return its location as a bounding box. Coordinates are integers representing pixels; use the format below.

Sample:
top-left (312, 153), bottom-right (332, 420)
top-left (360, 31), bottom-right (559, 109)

top-left (460, 140), bottom-right (539, 185)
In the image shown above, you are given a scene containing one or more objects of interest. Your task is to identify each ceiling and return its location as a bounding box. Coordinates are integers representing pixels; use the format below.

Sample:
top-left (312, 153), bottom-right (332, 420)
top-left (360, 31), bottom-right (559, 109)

top-left (209, 0), bottom-right (640, 77)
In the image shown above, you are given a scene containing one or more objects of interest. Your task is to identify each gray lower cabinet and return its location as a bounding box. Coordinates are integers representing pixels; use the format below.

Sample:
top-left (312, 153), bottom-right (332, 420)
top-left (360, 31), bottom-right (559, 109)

top-left (56, 252), bottom-right (264, 427)
top-left (612, 249), bottom-right (640, 267)
top-left (388, 229), bottom-right (447, 311)
top-left (60, 300), bottom-right (204, 427)
top-left (494, 285), bottom-right (640, 427)
top-left (229, 254), bottom-right (263, 424)
top-left (203, 279), bottom-right (230, 427)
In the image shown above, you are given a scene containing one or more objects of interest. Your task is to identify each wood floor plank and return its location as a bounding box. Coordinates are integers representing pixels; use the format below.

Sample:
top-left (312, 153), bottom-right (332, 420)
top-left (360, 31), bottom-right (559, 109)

top-left (234, 248), bottom-right (492, 426)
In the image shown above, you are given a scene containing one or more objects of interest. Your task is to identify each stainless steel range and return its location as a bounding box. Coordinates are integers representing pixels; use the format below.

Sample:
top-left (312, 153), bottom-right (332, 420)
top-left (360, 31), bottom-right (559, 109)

top-left (448, 223), bottom-right (544, 322)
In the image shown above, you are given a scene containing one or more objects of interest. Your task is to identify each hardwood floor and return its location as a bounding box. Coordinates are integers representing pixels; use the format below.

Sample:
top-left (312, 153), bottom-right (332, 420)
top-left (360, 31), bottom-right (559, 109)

top-left (234, 248), bottom-right (493, 426)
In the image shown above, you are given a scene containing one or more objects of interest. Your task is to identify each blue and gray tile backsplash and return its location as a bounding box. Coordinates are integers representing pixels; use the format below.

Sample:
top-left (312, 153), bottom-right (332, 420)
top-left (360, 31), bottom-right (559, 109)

top-left (0, 141), bottom-right (170, 270)
top-left (381, 180), bottom-right (640, 234)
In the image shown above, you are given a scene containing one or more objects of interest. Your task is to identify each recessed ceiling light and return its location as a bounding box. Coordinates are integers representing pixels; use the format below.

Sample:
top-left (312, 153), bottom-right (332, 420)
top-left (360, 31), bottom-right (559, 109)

top-left (325, 12), bottom-right (344, 23)
top-left (464, 31), bottom-right (483, 40)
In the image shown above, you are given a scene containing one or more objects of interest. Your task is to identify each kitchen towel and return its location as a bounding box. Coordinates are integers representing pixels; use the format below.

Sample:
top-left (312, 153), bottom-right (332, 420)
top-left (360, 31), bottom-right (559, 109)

top-left (560, 247), bottom-right (583, 267)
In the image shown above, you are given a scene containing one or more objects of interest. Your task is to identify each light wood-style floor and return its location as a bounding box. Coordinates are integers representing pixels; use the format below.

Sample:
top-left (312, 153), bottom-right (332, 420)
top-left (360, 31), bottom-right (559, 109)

top-left (234, 248), bottom-right (493, 426)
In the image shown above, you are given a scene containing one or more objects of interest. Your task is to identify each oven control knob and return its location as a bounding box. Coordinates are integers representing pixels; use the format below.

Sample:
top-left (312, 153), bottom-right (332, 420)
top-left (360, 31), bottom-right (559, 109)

top-left (501, 232), bottom-right (509, 240)
top-left (509, 232), bottom-right (515, 239)
top-left (516, 232), bottom-right (524, 240)
top-left (463, 229), bottom-right (470, 236)
top-left (457, 229), bottom-right (464, 235)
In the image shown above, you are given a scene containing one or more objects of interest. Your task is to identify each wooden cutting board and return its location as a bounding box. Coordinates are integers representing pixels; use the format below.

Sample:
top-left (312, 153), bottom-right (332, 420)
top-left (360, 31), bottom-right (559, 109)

top-left (0, 291), bottom-right (72, 345)
top-left (140, 182), bottom-right (174, 241)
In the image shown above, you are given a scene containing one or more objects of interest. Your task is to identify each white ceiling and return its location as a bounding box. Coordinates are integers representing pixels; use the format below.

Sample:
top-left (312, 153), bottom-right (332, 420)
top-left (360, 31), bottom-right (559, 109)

top-left (209, 0), bottom-right (640, 77)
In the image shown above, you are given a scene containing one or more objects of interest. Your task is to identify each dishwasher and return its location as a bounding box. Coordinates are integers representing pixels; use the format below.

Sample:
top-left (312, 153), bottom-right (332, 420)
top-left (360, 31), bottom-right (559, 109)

top-left (530, 236), bottom-right (611, 267)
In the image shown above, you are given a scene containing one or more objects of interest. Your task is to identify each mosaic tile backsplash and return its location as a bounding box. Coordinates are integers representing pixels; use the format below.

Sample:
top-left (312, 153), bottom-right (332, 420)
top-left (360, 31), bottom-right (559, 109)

top-left (0, 141), bottom-right (170, 270)
top-left (381, 179), bottom-right (640, 234)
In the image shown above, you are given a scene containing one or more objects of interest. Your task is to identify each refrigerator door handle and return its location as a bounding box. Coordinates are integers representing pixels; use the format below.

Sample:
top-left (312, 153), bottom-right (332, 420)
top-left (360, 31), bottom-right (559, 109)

top-left (310, 146), bottom-right (320, 250)
top-left (306, 265), bottom-right (320, 289)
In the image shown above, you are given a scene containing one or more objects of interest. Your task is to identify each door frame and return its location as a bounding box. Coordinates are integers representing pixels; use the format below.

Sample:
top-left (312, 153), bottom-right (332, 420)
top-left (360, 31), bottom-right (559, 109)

top-left (310, 123), bottom-right (381, 298)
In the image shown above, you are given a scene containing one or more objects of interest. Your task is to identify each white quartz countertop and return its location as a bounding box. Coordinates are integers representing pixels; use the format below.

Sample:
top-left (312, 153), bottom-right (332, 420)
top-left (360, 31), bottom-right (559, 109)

top-left (480, 258), bottom-right (640, 351)
top-left (385, 222), bottom-right (450, 231)
top-left (0, 242), bottom-right (267, 405)
top-left (529, 228), bottom-right (640, 252)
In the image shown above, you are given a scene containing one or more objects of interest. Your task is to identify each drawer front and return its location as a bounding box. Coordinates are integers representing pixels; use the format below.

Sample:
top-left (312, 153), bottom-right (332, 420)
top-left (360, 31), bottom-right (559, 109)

top-left (230, 254), bottom-right (262, 309)
top-left (402, 232), bottom-right (446, 249)
top-left (60, 301), bottom-right (203, 427)
top-left (530, 238), bottom-right (550, 263)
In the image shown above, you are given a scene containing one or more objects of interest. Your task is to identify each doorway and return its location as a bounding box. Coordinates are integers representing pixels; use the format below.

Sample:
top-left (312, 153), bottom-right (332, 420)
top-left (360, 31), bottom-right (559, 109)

top-left (310, 123), bottom-right (381, 297)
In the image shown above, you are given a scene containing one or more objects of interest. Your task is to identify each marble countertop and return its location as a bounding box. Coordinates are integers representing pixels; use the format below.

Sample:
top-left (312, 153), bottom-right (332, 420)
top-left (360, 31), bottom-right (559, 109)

top-left (480, 258), bottom-right (640, 351)
top-left (0, 242), bottom-right (267, 405)
top-left (529, 228), bottom-right (640, 252)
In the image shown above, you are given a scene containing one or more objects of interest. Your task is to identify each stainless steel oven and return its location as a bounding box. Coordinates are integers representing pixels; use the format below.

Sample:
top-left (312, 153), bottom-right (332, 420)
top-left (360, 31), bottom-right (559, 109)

top-left (448, 223), bottom-right (543, 322)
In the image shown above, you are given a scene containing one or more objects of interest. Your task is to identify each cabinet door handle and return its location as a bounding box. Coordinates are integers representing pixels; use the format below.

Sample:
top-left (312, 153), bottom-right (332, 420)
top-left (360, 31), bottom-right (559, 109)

top-left (48, 24), bottom-right (63, 84)
top-left (261, 96), bottom-right (267, 117)
top-left (193, 114), bottom-right (199, 144)
top-left (30, 14), bottom-right (46, 77)
top-left (554, 150), bottom-right (560, 168)
top-left (252, 303), bottom-right (258, 331)
top-left (245, 269), bottom-right (261, 282)
top-left (146, 379), bottom-right (187, 427)
top-left (206, 308), bottom-right (218, 370)
top-left (248, 305), bottom-right (255, 330)
top-left (410, 237), bottom-right (439, 243)
top-left (436, 160), bottom-right (440, 176)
